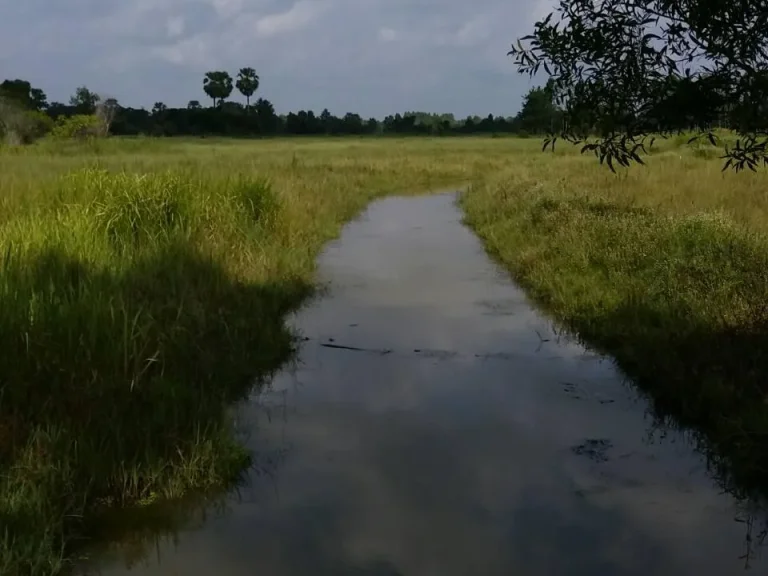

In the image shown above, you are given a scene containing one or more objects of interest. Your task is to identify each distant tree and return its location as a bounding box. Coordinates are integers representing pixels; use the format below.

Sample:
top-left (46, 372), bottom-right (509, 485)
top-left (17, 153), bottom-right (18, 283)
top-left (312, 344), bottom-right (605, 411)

top-left (0, 79), bottom-right (48, 111)
top-left (187, 100), bottom-right (202, 110)
top-left (365, 118), bottom-right (377, 132)
top-left (95, 97), bottom-right (120, 135)
top-left (253, 97), bottom-right (278, 132)
top-left (220, 101), bottom-right (244, 113)
top-left (235, 67), bottom-right (260, 109)
top-left (203, 71), bottom-right (233, 107)
top-left (342, 112), bottom-right (364, 134)
top-left (46, 102), bottom-right (69, 119)
top-left (509, 0), bottom-right (768, 171)
top-left (30, 88), bottom-right (48, 111)
top-left (69, 86), bottom-right (99, 113)
top-left (152, 102), bottom-right (167, 115)
top-left (319, 108), bottom-right (333, 133)
top-left (514, 82), bottom-right (563, 134)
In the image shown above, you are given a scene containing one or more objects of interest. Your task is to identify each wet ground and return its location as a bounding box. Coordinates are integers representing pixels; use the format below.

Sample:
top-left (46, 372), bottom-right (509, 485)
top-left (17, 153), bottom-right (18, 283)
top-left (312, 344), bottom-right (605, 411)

top-left (90, 193), bottom-right (767, 575)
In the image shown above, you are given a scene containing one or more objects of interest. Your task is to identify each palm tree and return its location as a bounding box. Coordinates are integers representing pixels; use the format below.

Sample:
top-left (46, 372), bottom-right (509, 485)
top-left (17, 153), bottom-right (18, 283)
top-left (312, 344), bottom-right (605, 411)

top-left (203, 71), bottom-right (233, 107)
top-left (235, 67), bottom-right (260, 110)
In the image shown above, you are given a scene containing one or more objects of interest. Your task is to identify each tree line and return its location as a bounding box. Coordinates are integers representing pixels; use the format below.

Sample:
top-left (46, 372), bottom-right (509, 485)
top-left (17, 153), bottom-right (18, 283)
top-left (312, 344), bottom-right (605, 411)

top-left (0, 70), bottom-right (564, 141)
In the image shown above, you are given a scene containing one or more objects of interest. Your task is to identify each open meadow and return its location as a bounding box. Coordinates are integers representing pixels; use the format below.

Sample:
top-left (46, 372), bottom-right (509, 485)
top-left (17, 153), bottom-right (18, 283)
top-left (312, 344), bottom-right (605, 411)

top-left (3, 134), bottom-right (768, 574)
top-left (0, 136), bottom-right (512, 575)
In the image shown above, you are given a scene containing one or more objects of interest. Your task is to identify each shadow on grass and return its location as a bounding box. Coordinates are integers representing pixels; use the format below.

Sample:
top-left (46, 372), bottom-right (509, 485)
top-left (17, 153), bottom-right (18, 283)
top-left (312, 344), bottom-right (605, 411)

top-left (0, 243), bottom-right (313, 575)
top-left (566, 300), bottom-right (768, 564)
top-left (573, 301), bottom-right (768, 500)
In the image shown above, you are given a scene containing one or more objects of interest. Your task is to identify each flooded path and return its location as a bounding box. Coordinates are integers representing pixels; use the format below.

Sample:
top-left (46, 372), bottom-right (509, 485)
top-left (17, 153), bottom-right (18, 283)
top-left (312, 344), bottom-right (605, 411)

top-left (94, 193), bottom-right (766, 575)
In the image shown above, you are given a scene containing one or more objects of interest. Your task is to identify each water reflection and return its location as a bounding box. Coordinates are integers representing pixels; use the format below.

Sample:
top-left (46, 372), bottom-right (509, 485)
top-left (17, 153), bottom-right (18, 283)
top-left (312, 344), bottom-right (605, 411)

top-left (87, 193), bottom-right (768, 575)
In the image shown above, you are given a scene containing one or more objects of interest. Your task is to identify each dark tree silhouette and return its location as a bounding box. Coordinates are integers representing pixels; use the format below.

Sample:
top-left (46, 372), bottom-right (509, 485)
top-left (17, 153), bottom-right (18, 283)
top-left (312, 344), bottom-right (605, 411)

top-left (509, 0), bottom-right (768, 171)
top-left (2, 74), bottom-right (546, 139)
top-left (236, 67), bottom-right (260, 109)
top-left (69, 86), bottom-right (99, 114)
top-left (203, 71), bottom-right (234, 107)
top-left (0, 79), bottom-right (48, 111)
top-left (514, 81), bottom-right (564, 134)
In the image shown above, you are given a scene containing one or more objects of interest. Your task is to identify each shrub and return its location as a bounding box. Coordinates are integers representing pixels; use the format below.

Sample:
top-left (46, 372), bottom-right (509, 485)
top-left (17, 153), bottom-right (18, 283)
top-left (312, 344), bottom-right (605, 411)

top-left (0, 99), bottom-right (52, 144)
top-left (49, 115), bottom-right (105, 140)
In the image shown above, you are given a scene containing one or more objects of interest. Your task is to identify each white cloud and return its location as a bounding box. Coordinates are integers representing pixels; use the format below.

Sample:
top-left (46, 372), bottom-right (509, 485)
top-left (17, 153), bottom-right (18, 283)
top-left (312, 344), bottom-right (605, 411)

top-left (151, 33), bottom-right (218, 68)
top-left (254, 1), bottom-right (323, 38)
top-left (455, 15), bottom-right (491, 46)
top-left (208, 0), bottom-right (246, 19)
top-left (166, 15), bottom-right (185, 37)
top-left (378, 27), bottom-right (398, 42)
top-left (531, 0), bottom-right (556, 22)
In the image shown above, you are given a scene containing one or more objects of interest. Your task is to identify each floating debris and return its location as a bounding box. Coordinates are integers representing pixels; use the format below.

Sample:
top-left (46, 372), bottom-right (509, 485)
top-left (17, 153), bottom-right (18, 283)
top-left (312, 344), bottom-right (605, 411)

top-left (571, 439), bottom-right (613, 463)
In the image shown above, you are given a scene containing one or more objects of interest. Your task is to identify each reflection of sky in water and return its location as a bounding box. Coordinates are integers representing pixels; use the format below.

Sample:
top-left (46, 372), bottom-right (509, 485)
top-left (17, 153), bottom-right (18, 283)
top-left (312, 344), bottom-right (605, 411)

top-left (94, 194), bottom-right (766, 576)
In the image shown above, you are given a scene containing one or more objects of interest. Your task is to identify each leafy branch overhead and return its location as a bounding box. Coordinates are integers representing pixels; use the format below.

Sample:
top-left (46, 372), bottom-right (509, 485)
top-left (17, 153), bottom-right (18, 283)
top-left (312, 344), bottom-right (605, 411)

top-left (509, 0), bottom-right (768, 171)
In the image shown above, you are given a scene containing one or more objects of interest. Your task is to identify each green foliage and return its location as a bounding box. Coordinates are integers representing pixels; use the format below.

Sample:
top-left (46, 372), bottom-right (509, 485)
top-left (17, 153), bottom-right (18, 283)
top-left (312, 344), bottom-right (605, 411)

top-left (0, 99), bottom-right (52, 144)
top-left (202, 71), bottom-right (234, 107)
top-left (0, 79), bottom-right (47, 111)
top-left (23, 111), bottom-right (53, 138)
top-left (69, 86), bottom-right (99, 114)
top-left (235, 67), bottom-right (260, 108)
top-left (49, 115), bottom-right (104, 140)
top-left (509, 0), bottom-right (768, 171)
top-left (513, 84), bottom-right (563, 135)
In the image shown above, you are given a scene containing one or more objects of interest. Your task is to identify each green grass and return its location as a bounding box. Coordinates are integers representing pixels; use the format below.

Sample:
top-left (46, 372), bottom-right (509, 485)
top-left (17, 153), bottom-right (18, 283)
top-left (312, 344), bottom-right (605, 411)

top-left (0, 136), bottom-right (515, 575)
top-left (461, 134), bottom-right (768, 500)
top-left (6, 132), bottom-right (768, 573)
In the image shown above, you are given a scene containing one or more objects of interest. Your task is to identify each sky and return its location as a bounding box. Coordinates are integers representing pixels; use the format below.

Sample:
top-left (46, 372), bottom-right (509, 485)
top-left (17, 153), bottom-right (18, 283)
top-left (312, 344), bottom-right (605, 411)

top-left (0, 0), bottom-right (554, 118)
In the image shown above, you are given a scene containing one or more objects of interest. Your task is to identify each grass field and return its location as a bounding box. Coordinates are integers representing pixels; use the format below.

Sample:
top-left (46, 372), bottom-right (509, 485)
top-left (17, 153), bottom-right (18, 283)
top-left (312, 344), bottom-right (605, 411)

top-left (461, 132), bottom-right (768, 500)
top-left (0, 137), bottom-right (512, 575)
top-left (3, 134), bottom-right (768, 574)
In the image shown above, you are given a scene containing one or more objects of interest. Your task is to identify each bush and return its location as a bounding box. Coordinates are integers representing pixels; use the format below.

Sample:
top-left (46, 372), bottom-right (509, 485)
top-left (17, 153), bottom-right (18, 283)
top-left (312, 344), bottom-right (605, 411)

top-left (49, 115), bottom-right (105, 140)
top-left (0, 99), bottom-right (52, 144)
top-left (22, 111), bottom-right (54, 140)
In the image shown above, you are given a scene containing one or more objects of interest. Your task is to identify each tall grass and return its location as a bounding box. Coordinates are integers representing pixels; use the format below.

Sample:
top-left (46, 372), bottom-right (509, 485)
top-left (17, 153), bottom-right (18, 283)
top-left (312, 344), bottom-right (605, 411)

top-left (0, 137), bottom-right (513, 575)
top-left (462, 136), bottom-right (768, 501)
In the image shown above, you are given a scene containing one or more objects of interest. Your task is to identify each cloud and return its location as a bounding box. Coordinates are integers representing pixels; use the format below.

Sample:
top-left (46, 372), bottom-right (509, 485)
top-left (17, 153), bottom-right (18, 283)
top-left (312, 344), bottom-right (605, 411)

top-left (150, 34), bottom-right (217, 68)
top-left (254, 1), bottom-right (323, 37)
top-left (166, 15), bottom-right (186, 37)
top-left (377, 27), bottom-right (398, 43)
top-left (0, 0), bottom-right (553, 117)
top-left (209, 0), bottom-right (247, 19)
top-left (454, 14), bottom-right (492, 46)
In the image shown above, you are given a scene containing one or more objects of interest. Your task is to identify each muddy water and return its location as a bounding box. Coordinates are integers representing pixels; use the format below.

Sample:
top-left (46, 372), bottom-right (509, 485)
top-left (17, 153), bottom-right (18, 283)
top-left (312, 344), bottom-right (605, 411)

top-left (93, 193), bottom-right (767, 575)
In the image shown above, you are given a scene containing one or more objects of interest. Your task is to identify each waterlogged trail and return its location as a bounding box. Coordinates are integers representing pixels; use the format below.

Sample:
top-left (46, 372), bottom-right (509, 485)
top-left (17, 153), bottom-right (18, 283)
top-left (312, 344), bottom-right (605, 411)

top-left (93, 193), bottom-right (767, 575)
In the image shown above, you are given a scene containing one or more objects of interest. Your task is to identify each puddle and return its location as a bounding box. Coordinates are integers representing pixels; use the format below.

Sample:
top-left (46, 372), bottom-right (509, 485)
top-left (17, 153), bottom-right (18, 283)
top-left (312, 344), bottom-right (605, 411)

top-left (86, 193), bottom-right (768, 575)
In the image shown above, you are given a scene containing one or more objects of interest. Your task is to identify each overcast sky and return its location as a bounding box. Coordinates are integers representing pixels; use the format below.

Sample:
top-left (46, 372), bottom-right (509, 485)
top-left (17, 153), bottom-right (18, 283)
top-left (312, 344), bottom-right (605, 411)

top-left (0, 0), bottom-right (553, 118)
